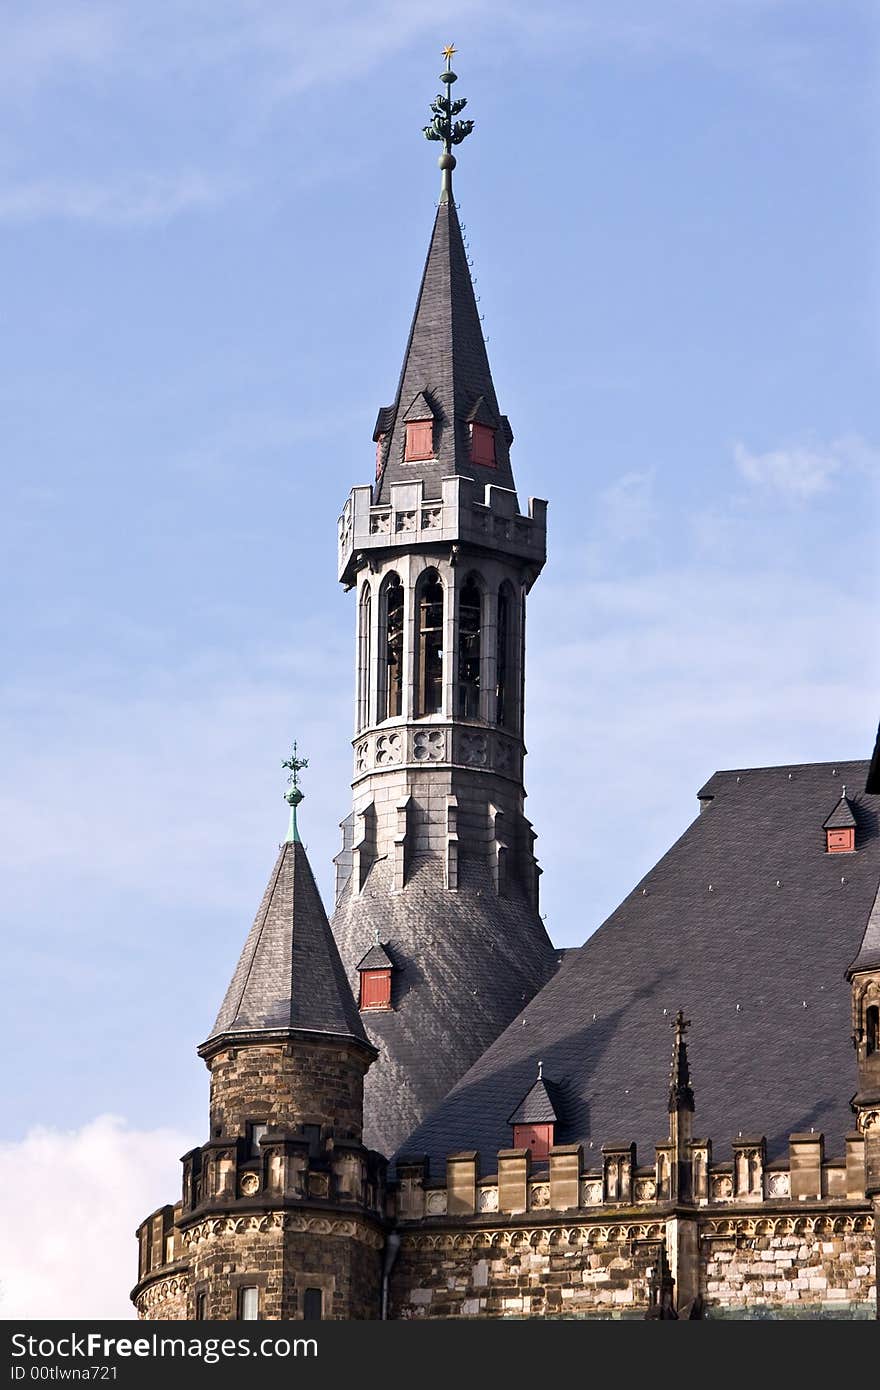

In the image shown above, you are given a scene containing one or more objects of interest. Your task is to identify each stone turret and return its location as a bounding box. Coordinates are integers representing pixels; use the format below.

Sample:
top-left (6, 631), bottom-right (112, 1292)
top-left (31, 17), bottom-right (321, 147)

top-left (331, 57), bottom-right (557, 1157)
top-left (132, 780), bottom-right (388, 1320)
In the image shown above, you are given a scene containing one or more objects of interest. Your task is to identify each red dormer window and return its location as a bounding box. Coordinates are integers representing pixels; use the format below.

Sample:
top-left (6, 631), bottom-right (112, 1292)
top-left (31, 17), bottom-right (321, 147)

top-left (356, 939), bottom-right (394, 1010)
top-left (405, 420), bottom-right (434, 462)
top-left (470, 422), bottom-right (496, 467)
top-left (512, 1123), bottom-right (554, 1159)
top-left (359, 968), bottom-right (391, 1010)
top-left (823, 788), bottom-right (857, 853)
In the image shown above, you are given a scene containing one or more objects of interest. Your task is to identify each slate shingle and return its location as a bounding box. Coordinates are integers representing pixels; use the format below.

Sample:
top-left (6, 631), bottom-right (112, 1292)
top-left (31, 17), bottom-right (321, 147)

top-left (205, 840), bottom-right (368, 1048)
top-left (401, 761), bottom-right (880, 1169)
top-left (373, 196), bottom-right (517, 503)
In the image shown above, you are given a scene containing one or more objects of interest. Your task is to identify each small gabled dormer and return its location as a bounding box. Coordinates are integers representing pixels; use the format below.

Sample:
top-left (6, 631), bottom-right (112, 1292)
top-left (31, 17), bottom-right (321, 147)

top-left (823, 786), bottom-right (857, 853)
top-left (403, 391), bottom-right (436, 462)
top-left (507, 1061), bottom-right (559, 1159)
top-left (356, 938), bottom-right (394, 1011)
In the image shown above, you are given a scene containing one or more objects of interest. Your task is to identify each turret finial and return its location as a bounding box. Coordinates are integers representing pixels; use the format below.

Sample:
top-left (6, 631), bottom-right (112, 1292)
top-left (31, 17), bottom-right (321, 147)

top-left (282, 741), bottom-right (309, 844)
top-left (537, 1059), bottom-right (543, 1080)
top-left (423, 43), bottom-right (475, 202)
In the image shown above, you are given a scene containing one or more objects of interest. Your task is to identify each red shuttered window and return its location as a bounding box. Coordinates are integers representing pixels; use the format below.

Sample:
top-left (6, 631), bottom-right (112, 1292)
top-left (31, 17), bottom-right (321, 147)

top-left (359, 969), bottom-right (392, 1010)
top-left (405, 420), bottom-right (434, 461)
top-left (512, 1123), bottom-right (554, 1159)
top-left (470, 422), bottom-right (496, 466)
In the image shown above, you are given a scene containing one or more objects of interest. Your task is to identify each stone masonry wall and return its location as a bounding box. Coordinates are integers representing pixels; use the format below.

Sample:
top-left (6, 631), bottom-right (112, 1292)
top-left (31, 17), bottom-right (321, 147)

top-left (390, 1229), bottom-right (656, 1318)
top-left (701, 1225), bottom-right (876, 1316)
top-left (181, 1215), bottom-right (383, 1320)
top-left (208, 1040), bottom-right (367, 1143)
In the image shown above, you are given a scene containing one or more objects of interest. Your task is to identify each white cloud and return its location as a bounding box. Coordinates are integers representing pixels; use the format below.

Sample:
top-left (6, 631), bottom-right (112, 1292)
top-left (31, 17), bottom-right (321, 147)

top-left (733, 434), bottom-right (878, 500)
top-left (0, 171), bottom-right (240, 227)
top-left (0, 1116), bottom-right (188, 1319)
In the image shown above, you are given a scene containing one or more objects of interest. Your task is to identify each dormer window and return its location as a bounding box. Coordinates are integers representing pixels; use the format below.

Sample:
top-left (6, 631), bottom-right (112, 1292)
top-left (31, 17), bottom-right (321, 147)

top-left (405, 420), bottom-right (434, 461)
top-left (470, 421), bottom-right (496, 467)
top-left (823, 787), bottom-right (857, 853)
top-left (507, 1062), bottom-right (558, 1160)
top-left (356, 939), bottom-right (394, 1010)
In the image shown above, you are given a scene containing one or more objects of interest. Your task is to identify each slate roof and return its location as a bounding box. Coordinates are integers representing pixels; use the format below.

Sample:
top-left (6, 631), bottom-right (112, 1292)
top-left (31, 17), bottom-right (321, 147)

top-left (331, 852), bottom-right (558, 1157)
top-left (373, 193), bottom-right (517, 504)
top-left (356, 942), bottom-right (394, 972)
top-left (401, 761), bottom-right (880, 1168)
top-left (508, 1074), bottom-right (560, 1126)
top-left (203, 839), bottom-right (370, 1051)
top-left (822, 793), bottom-right (857, 830)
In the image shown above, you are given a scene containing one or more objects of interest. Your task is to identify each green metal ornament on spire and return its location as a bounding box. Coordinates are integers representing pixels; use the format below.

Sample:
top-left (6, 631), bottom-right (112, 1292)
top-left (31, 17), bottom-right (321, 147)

top-left (282, 742), bottom-right (309, 844)
top-left (423, 43), bottom-right (475, 200)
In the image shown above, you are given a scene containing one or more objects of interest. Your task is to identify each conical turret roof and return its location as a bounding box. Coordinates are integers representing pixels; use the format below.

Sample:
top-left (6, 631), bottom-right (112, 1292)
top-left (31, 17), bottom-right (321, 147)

top-left (202, 838), bottom-right (370, 1052)
top-left (373, 194), bottom-right (516, 503)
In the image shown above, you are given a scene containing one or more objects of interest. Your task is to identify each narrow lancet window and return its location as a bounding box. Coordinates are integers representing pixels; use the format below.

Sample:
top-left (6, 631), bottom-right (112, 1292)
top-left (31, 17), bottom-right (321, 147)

top-left (416, 569), bottom-right (444, 716)
top-left (357, 585), bottom-right (372, 731)
top-left (868, 1004), bottom-right (879, 1056)
top-left (457, 577), bottom-right (482, 719)
top-left (496, 583), bottom-right (513, 728)
top-left (384, 574), bottom-right (404, 719)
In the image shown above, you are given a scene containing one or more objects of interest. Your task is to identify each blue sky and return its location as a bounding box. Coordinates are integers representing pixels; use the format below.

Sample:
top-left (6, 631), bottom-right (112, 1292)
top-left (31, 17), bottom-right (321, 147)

top-left (0, 0), bottom-right (878, 1315)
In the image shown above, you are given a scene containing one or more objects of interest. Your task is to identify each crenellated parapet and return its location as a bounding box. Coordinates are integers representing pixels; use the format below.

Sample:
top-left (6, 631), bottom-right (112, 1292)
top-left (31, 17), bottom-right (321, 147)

top-left (388, 1128), bottom-right (876, 1318)
top-left (338, 477), bottom-right (547, 590)
top-left (394, 1127), bottom-right (870, 1225)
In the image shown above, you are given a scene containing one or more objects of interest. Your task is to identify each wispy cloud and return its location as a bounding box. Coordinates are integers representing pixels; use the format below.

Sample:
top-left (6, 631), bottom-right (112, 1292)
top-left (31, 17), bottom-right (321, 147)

top-left (0, 1115), bottom-right (187, 1318)
top-left (733, 434), bottom-right (879, 500)
top-left (598, 468), bottom-right (657, 541)
top-left (0, 171), bottom-right (240, 226)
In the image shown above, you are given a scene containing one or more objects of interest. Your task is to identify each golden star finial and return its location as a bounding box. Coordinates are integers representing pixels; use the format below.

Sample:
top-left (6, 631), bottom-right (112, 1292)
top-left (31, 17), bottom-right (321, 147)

top-left (442, 43), bottom-right (456, 62)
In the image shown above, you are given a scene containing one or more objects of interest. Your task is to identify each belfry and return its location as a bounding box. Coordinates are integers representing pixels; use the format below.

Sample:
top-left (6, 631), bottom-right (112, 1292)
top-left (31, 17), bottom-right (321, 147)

top-left (330, 51), bottom-right (557, 1155)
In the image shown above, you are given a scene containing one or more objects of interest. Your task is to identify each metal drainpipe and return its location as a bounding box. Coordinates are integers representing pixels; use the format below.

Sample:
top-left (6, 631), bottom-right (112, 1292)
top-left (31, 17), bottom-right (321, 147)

top-left (380, 1230), bottom-right (401, 1320)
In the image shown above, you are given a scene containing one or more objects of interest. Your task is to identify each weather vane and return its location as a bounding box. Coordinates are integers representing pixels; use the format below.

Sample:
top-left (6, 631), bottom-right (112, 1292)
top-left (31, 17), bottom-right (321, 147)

top-left (423, 42), bottom-right (474, 199)
top-left (282, 741), bottom-right (309, 843)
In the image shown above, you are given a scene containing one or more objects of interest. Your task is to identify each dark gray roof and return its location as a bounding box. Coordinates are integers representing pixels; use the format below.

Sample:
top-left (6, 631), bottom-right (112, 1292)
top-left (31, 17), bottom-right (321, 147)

top-left (508, 1075), bottom-right (559, 1125)
top-left (203, 839), bottom-right (369, 1051)
top-left (849, 881), bottom-right (880, 975)
top-left (402, 761), bottom-right (880, 1169)
top-left (822, 793), bottom-right (857, 830)
top-left (373, 194), bottom-right (517, 504)
top-left (356, 942), bottom-right (394, 972)
top-left (331, 852), bottom-right (557, 1156)
top-left (868, 723), bottom-right (880, 793)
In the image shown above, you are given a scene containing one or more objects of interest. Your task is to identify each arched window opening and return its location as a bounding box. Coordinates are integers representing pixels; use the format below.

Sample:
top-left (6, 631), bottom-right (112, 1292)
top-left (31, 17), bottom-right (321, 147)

top-left (867, 1004), bottom-right (879, 1056)
top-left (496, 583), bottom-right (514, 729)
top-left (457, 577), bottom-right (482, 719)
top-left (357, 585), bottom-right (371, 731)
top-left (383, 574), bottom-right (404, 719)
top-left (416, 569), bottom-right (444, 717)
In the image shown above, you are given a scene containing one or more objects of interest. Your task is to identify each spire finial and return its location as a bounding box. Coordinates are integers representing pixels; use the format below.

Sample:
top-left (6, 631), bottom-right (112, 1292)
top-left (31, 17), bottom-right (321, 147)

top-left (282, 741), bottom-right (309, 844)
top-left (668, 1009), bottom-right (695, 1114)
top-left (537, 1059), bottom-right (543, 1080)
top-left (423, 43), bottom-right (475, 202)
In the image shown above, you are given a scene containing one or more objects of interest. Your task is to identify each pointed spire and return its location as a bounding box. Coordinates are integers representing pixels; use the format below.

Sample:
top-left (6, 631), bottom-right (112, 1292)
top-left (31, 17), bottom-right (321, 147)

top-left (374, 51), bottom-right (515, 504)
top-left (668, 1009), bottom-right (695, 1114)
top-left (200, 768), bottom-right (371, 1054)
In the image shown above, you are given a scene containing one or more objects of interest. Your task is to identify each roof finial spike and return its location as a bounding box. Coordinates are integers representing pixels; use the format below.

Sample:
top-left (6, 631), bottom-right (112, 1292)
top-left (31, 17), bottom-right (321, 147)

top-left (842, 784), bottom-right (847, 799)
top-left (424, 43), bottom-right (475, 202)
top-left (282, 741), bottom-right (309, 844)
top-left (537, 1059), bottom-right (543, 1080)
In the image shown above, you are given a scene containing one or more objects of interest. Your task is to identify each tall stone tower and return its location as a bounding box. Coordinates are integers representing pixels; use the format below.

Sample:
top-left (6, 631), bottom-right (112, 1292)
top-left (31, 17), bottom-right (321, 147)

top-left (331, 54), bottom-right (557, 1156)
top-left (132, 767), bottom-right (387, 1320)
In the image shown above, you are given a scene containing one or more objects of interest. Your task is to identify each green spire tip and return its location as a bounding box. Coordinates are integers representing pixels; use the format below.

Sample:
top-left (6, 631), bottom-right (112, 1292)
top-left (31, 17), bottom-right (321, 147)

top-left (282, 741), bottom-right (309, 844)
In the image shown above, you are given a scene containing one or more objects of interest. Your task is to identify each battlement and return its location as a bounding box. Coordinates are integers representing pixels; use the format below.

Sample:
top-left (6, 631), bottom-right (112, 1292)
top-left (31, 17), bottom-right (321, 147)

top-left (338, 476), bottom-right (547, 589)
top-left (394, 1129), bottom-right (870, 1222)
